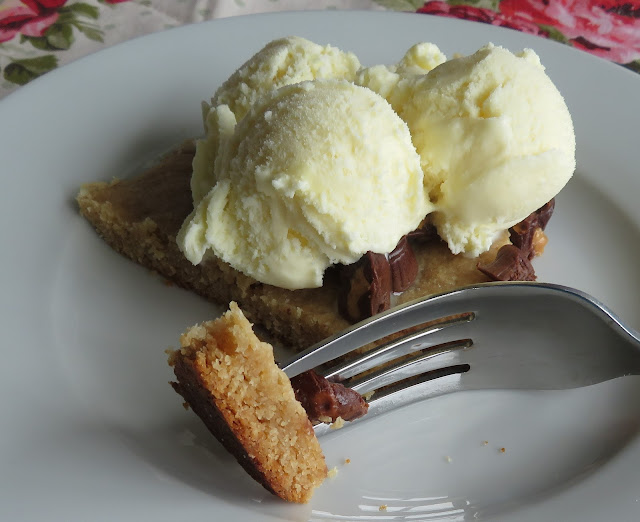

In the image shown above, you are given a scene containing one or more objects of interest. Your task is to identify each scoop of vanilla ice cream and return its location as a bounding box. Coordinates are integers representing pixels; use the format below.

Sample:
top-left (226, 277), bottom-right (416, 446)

top-left (190, 36), bottom-right (362, 205)
top-left (211, 36), bottom-right (361, 122)
top-left (355, 42), bottom-right (446, 101)
top-left (394, 44), bottom-right (575, 256)
top-left (178, 80), bottom-right (431, 289)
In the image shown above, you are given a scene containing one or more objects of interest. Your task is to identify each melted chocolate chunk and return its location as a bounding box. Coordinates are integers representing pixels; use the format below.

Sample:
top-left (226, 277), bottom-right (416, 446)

top-left (477, 244), bottom-right (536, 281)
top-left (290, 370), bottom-right (369, 423)
top-left (509, 199), bottom-right (555, 259)
top-left (338, 252), bottom-right (391, 323)
top-left (535, 199), bottom-right (555, 230)
top-left (363, 252), bottom-right (392, 316)
top-left (480, 199), bottom-right (556, 280)
top-left (338, 234), bottom-right (424, 323)
top-left (388, 236), bottom-right (418, 293)
top-left (407, 220), bottom-right (438, 243)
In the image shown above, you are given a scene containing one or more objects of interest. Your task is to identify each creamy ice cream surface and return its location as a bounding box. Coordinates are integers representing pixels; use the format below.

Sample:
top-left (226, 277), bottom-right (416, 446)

top-left (190, 36), bottom-right (361, 208)
top-left (394, 44), bottom-right (575, 256)
top-left (211, 36), bottom-right (361, 122)
top-left (355, 42), bottom-right (447, 101)
top-left (178, 38), bottom-right (575, 290)
top-left (178, 80), bottom-right (430, 289)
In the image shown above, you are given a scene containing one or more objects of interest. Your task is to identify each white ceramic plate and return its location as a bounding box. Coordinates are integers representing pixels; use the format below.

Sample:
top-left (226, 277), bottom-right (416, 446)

top-left (1, 10), bottom-right (639, 522)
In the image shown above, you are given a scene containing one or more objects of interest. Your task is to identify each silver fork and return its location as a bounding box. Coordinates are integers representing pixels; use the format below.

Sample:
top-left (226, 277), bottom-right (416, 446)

top-left (281, 282), bottom-right (640, 410)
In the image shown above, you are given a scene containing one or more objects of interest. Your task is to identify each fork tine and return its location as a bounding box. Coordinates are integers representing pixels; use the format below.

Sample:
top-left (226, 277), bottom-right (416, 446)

top-left (320, 312), bottom-right (474, 382)
top-left (281, 288), bottom-right (483, 378)
top-left (338, 338), bottom-right (473, 394)
top-left (365, 364), bottom-right (471, 404)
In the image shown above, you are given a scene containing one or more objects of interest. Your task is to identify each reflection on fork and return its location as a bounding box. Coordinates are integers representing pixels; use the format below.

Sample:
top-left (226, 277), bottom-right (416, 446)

top-left (281, 282), bottom-right (640, 414)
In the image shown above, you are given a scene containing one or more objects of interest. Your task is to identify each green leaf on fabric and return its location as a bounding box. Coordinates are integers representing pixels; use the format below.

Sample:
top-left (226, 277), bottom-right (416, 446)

top-left (373, 0), bottom-right (426, 11)
top-left (4, 64), bottom-right (34, 86)
top-left (66, 2), bottom-right (100, 19)
top-left (77, 3), bottom-right (101, 18)
top-left (449, 0), bottom-right (500, 8)
top-left (3, 55), bottom-right (58, 85)
top-left (624, 60), bottom-right (640, 74)
top-left (54, 11), bottom-right (77, 24)
top-left (76, 23), bottom-right (104, 42)
top-left (22, 35), bottom-right (57, 51)
top-left (538, 24), bottom-right (569, 44)
top-left (45, 24), bottom-right (74, 50)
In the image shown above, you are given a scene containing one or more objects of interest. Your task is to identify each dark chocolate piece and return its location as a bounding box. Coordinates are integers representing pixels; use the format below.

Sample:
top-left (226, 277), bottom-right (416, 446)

top-left (291, 370), bottom-right (369, 423)
top-left (509, 199), bottom-right (555, 259)
top-left (407, 220), bottom-right (438, 243)
top-left (388, 236), bottom-right (419, 293)
top-left (535, 199), bottom-right (555, 230)
top-left (363, 252), bottom-right (392, 316)
top-left (477, 244), bottom-right (536, 281)
top-left (338, 252), bottom-right (391, 323)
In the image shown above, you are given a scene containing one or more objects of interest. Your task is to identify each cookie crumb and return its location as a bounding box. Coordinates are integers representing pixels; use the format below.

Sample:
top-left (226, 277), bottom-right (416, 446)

top-left (344, 458), bottom-right (351, 464)
top-left (330, 416), bottom-right (345, 430)
top-left (379, 505), bottom-right (388, 511)
top-left (328, 466), bottom-right (339, 478)
top-left (445, 455), bottom-right (452, 463)
top-left (500, 447), bottom-right (506, 453)
top-left (362, 390), bottom-right (375, 401)
top-left (482, 440), bottom-right (489, 446)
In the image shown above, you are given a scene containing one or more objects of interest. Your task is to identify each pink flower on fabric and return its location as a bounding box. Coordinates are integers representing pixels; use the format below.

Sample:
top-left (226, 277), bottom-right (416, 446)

top-left (0, 0), bottom-right (67, 43)
top-left (500, 0), bottom-right (640, 63)
top-left (416, 1), bottom-right (547, 36)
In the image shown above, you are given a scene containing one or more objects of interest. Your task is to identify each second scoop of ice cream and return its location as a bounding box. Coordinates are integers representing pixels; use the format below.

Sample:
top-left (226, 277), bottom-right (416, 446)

top-left (396, 44), bottom-right (576, 256)
top-left (178, 80), bottom-right (431, 290)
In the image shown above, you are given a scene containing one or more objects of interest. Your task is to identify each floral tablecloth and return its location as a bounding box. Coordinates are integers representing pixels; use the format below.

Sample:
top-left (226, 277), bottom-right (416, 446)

top-left (1, 0), bottom-right (639, 100)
